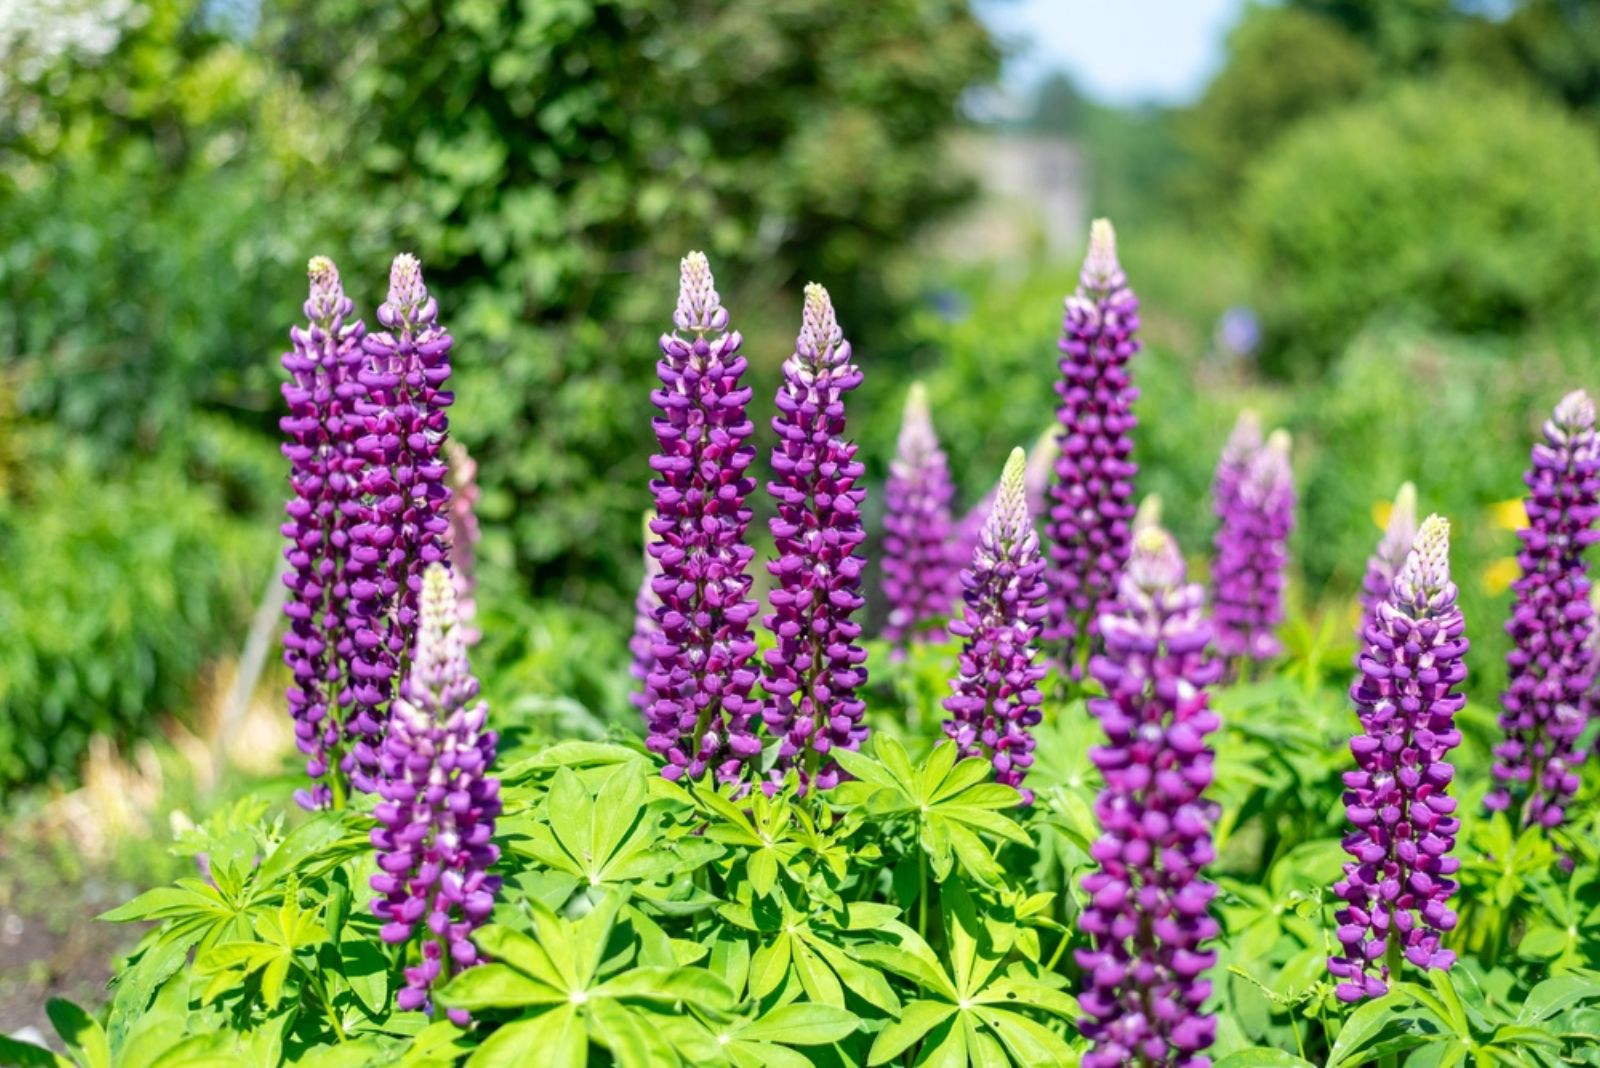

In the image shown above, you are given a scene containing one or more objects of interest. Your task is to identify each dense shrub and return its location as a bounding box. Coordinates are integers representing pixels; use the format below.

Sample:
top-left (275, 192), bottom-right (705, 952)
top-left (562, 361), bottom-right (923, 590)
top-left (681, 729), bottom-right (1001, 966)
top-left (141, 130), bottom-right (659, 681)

top-left (1241, 80), bottom-right (1600, 371)
top-left (0, 433), bottom-right (270, 791)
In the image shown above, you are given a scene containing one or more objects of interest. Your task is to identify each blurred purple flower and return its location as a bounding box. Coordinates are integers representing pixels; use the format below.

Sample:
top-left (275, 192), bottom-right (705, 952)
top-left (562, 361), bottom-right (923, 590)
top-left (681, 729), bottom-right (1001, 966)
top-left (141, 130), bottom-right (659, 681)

top-left (881, 382), bottom-right (956, 647)
top-left (1211, 427), bottom-right (1294, 667)
top-left (444, 439), bottom-right (481, 647)
top-left (1216, 306), bottom-right (1260, 360)
top-left (1487, 390), bottom-right (1599, 828)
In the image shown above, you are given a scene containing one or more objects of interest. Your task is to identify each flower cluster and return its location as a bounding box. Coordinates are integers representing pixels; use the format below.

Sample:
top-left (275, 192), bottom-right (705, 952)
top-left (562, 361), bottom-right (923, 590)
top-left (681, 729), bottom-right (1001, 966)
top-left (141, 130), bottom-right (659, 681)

top-left (1211, 427), bottom-right (1294, 667)
top-left (761, 285), bottom-right (869, 792)
top-left (1358, 482), bottom-right (1418, 639)
top-left (444, 439), bottom-right (481, 647)
top-left (1077, 524), bottom-right (1221, 1068)
top-left (641, 253), bottom-right (762, 783)
top-left (1487, 390), bottom-right (1600, 827)
top-left (343, 255), bottom-right (456, 793)
top-left (1046, 220), bottom-right (1142, 668)
top-left (881, 382), bottom-right (956, 647)
top-left (280, 258), bottom-right (366, 811)
top-left (370, 565), bottom-right (501, 1021)
top-left (942, 448), bottom-right (1050, 802)
top-left (1329, 514), bottom-right (1466, 1001)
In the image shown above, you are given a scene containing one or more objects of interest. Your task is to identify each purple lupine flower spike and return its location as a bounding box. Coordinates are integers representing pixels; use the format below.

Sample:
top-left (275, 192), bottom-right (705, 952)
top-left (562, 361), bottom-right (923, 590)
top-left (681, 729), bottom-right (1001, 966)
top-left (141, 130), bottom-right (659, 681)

top-left (955, 425), bottom-right (1059, 572)
top-left (1211, 411), bottom-right (1262, 530)
top-left (444, 440), bottom-right (481, 647)
top-left (371, 564), bottom-right (501, 1022)
top-left (1487, 390), bottom-right (1600, 827)
top-left (1045, 219), bottom-right (1142, 669)
top-left (942, 448), bottom-right (1050, 804)
top-left (1077, 523), bottom-right (1221, 1068)
top-left (762, 284), bottom-right (869, 793)
top-left (347, 254), bottom-right (455, 792)
top-left (1584, 583), bottom-right (1600, 724)
top-left (1358, 481), bottom-right (1418, 640)
top-left (1329, 514), bottom-right (1466, 1002)
top-left (630, 511), bottom-right (663, 714)
top-left (1211, 428), bottom-right (1294, 667)
top-left (882, 382), bottom-right (956, 647)
top-left (643, 252), bottom-right (762, 784)
top-left (281, 256), bottom-right (366, 810)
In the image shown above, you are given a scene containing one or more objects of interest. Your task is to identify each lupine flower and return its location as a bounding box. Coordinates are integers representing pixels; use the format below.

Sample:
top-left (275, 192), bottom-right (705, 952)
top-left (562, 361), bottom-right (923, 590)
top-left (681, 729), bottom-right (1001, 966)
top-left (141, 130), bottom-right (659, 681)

top-left (280, 256), bottom-right (366, 810)
top-left (942, 448), bottom-right (1049, 803)
top-left (1487, 390), bottom-right (1600, 827)
top-left (347, 255), bottom-right (456, 792)
top-left (882, 382), bottom-right (956, 646)
top-left (1077, 524), bottom-right (1221, 1067)
top-left (444, 439), bottom-right (481, 647)
top-left (1329, 514), bottom-right (1466, 1001)
top-left (1046, 219), bottom-right (1141, 668)
top-left (642, 253), bottom-right (762, 784)
top-left (954, 425), bottom-right (1059, 573)
top-left (1585, 584), bottom-right (1600, 724)
top-left (1211, 429), bottom-right (1294, 667)
top-left (371, 565), bottom-right (501, 1022)
top-left (762, 284), bottom-right (869, 792)
top-left (1211, 411), bottom-right (1261, 529)
top-left (1358, 482), bottom-right (1418, 639)
top-left (629, 511), bottom-right (662, 714)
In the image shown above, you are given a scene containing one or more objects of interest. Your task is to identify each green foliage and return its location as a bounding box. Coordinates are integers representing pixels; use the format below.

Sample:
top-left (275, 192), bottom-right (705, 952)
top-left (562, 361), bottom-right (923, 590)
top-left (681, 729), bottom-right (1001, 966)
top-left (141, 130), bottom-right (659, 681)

top-left (1242, 79), bottom-right (1600, 369)
top-left (0, 431), bottom-right (270, 790)
top-left (260, 0), bottom-right (999, 608)
top-left (1179, 6), bottom-right (1374, 208)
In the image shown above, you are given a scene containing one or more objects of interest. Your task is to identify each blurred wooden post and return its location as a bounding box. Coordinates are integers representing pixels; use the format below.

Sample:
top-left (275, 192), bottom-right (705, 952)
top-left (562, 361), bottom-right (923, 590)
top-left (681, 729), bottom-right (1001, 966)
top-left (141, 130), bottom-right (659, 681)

top-left (209, 552), bottom-right (288, 791)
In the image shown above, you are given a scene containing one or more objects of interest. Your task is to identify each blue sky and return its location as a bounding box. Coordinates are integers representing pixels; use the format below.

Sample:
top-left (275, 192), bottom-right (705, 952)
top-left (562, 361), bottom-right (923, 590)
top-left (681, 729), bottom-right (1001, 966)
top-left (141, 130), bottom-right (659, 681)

top-left (982, 0), bottom-right (1249, 105)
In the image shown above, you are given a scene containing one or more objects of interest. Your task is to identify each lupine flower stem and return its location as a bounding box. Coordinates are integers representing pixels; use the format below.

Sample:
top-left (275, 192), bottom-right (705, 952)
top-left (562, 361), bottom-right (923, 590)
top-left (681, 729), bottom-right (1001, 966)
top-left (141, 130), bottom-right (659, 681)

top-left (761, 284), bottom-right (869, 794)
top-left (942, 448), bottom-right (1049, 803)
top-left (1046, 219), bottom-right (1141, 671)
top-left (280, 256), bottom-right (365, 811)
top-left (1329, 515), bottom-right (1466, 1001)
top-left (347, 255), bottom-right (455, 793)
top-left (643, 253), bottom-right (762, 784)
top-left (1487, 390), bottom-right (1599, 828)
top-left (882, 382), bottom-right (956, 648)
top-left (370, 565), bottom-right (501, 1021)
top-left (1078, 523), bottom-right (1221, 1067)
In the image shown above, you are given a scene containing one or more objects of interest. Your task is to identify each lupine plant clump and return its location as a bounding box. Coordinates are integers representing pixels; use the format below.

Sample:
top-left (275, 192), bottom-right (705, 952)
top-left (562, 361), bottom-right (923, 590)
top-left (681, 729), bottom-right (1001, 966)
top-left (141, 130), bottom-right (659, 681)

top-left (1211, 427), bottom-right (1294, 668)
top-left (1488, 390), bottom-right (1600, 827)
top-left (1046, 219), bottom-right (1142, 668)
top-left (44, 246), bottom-right (1600, 1068)
top-left (1078, 524), bottom-right (1221, 1068)
top-left (1329, 514), bottom-right (1466, 1001)
top-left (942, 448), bottom-right (1049, 803)
top-left (761, 284), bottom-right (869, 792)
top-left (881, 382), bottom-right (957, 647)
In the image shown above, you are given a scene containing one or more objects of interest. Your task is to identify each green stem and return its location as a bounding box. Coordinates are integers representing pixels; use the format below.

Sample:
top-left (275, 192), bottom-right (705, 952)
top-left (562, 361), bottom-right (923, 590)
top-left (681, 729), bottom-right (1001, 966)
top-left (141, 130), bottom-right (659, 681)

top-left (1044, 930), bottom-right (1070, 973)
top-left (316, 970), bottom-right (347, 1042)
top-left (917, 847), bottom-right (928, 940)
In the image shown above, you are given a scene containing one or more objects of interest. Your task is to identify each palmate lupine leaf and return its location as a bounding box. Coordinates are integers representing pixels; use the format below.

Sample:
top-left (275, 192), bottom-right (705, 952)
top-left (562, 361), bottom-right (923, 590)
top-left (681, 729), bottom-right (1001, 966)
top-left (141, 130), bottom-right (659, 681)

top-left (858, 882), bottom-right (1080, 1067)
top-left (196, 881), bottom-right (329, 1009)
top-left (437, 892), bottom-right (737, 1068)
top-left (833, 737), bottom-right (1029, 887)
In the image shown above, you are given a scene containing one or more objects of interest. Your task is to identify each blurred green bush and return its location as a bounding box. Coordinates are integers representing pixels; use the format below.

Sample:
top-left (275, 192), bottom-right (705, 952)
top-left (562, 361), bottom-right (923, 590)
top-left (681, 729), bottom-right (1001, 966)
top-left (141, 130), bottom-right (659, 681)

top-left (1241, 80), bottom-right (1600, 372)
top-left (0, 428), bottom-right (272, 791)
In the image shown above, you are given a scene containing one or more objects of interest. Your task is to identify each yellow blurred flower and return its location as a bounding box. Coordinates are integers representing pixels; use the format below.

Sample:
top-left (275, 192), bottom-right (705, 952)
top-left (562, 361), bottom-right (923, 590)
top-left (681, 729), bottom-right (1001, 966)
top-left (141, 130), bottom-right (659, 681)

top-left (1483, 556), bottom-right (1521, 596)
top-left (1489, 497), bottom-right (1528, 532)
top-left (1371, 499), bottom-right (1391, 531)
